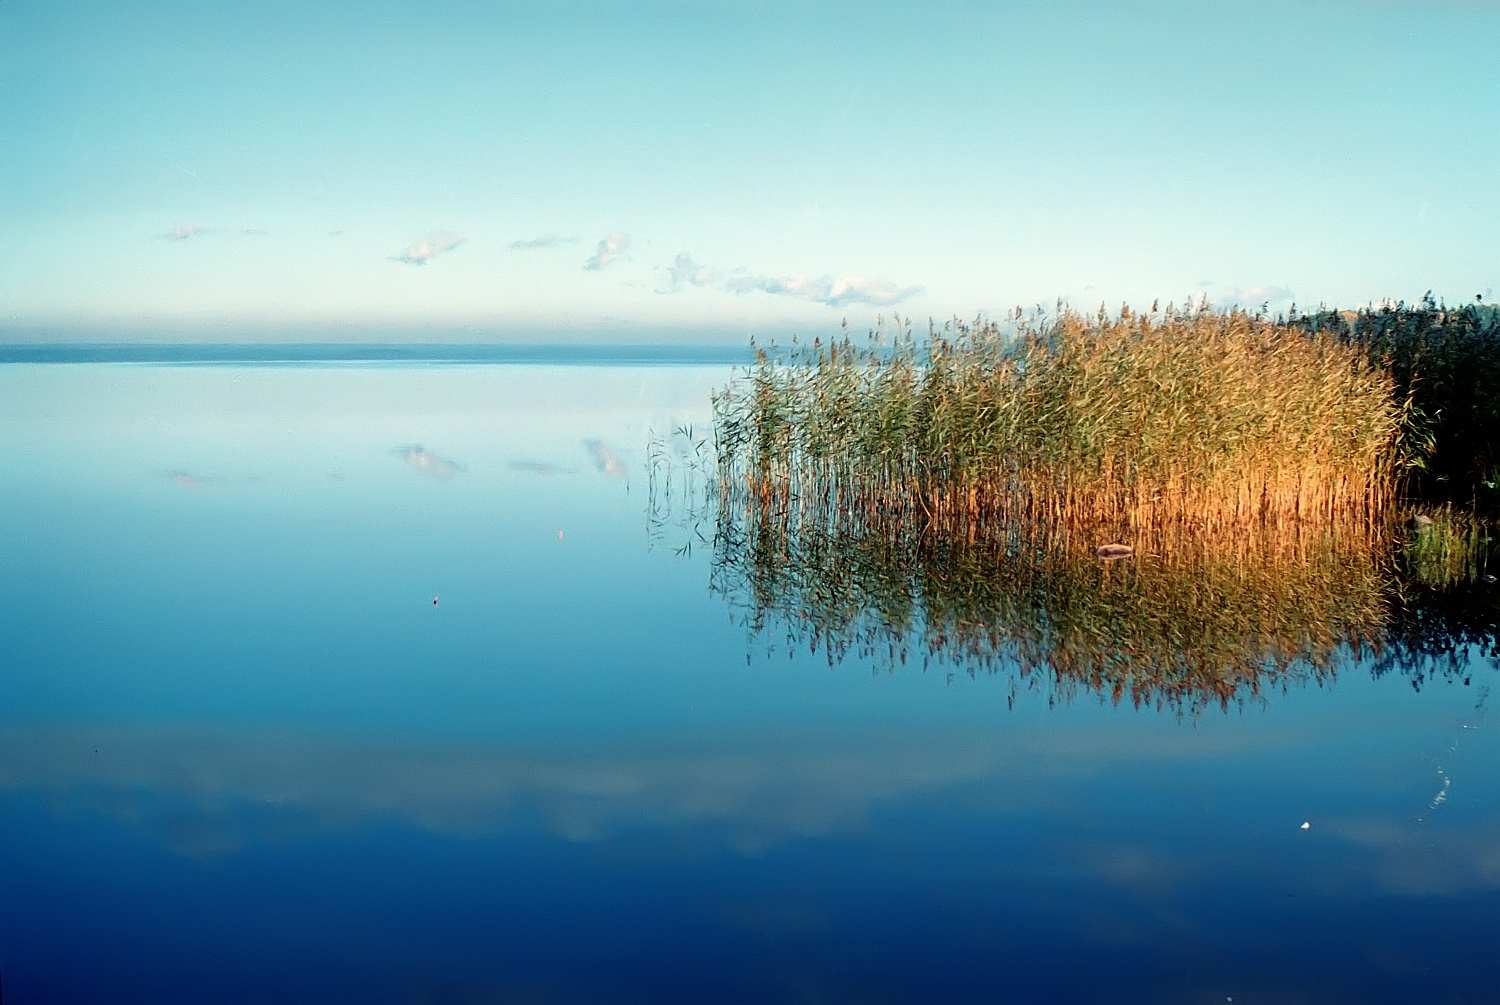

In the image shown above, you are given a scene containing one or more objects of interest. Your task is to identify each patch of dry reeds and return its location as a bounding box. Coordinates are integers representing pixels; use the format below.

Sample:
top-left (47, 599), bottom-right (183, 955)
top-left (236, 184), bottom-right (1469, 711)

top-left (714, 304), bottom-right (1404, 531)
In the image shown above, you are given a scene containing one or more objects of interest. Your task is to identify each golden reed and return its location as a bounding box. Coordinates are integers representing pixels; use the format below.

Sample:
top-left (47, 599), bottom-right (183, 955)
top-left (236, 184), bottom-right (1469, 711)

top-left (714, 304), bottom-right (1408, 533)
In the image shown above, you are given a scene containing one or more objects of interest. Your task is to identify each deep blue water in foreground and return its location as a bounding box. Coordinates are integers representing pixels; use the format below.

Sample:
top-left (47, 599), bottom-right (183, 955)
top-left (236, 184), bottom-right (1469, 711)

top-left (1, 361), bottom-right (1497, 1004)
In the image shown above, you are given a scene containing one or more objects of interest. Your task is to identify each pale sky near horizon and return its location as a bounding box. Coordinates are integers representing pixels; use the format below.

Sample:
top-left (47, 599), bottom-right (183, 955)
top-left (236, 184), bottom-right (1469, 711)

top-left (1, 0), bottom-right (1496, 342)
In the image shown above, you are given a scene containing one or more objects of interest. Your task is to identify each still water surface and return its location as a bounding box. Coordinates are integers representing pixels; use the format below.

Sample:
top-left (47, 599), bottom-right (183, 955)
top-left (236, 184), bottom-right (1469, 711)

top-left (1, 362), bottom-right (1496, 1003)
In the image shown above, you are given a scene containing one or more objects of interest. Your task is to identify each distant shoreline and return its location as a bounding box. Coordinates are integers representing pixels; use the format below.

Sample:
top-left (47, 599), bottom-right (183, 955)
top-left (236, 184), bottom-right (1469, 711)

top-left (0, 343), bottom-right (759, 366)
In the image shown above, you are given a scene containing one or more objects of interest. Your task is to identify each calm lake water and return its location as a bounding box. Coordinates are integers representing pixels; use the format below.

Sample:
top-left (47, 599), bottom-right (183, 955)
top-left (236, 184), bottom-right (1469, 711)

top-left (1, 361), bottom-right (1496, 1004)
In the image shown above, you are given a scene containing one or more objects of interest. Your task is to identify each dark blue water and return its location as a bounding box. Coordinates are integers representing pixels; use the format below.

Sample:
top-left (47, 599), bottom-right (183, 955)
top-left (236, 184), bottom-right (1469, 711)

top-left (1, 362), bottom-right (1496, 1004)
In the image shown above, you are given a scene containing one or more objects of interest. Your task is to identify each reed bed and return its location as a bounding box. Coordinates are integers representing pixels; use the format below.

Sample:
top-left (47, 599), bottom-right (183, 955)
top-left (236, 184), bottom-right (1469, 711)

top-left (714, 305), bottom-right (1404, 531)
top-left (674, 301), bottom-right (1500, 709)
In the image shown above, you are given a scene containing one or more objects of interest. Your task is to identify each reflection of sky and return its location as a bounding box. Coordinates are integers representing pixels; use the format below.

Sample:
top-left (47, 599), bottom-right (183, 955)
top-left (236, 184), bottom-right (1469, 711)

top-left (0, 363), bottom-right (1497, 1002)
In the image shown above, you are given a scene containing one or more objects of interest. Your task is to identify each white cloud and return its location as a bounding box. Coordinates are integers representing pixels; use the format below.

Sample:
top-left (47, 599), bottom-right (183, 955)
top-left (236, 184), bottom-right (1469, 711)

top-left (160, 224), bottom-right (270, 241)
top-left (161, 224), bottom-right (210, 241)
top-left (659, 250), bottom-right (922, 309)
top-left (724, 272), bottom-right (922, 309)
top-left (583, 231), bottom-right (631, 271)
top-left (661, 252), bottom-right (719, 292)
top-left (1209, 283), bottom-right (1295, 310)
top-left (511, 233), bottom-right (579, 250)
top-left (390, 231), bottom-right (465, 266)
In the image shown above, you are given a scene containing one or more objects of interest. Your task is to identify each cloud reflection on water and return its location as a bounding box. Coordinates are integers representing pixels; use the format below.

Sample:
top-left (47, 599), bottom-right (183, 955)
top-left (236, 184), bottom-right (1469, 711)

top-left (396, 445), bottom-right (465, 479)
top-left (2, 723), bottom-right (1496, 906)
top-left (0, 724), bottom-right (1279, 860)
top-left (1327, 818), bottom-right (1500, 896)
top-left (582, 439), bottom-right (626, 479)
top-left (510, 461), bottom-right (575, 476)
top-left (0, 725), bottom-right (1004, 857)
top-left (167, 469), bottom-right (204, 490)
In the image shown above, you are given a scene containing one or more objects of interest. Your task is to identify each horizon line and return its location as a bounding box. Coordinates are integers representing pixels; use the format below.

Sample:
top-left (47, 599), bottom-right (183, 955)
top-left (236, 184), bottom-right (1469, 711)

top-left (0, 342), bottom-right (761, 366)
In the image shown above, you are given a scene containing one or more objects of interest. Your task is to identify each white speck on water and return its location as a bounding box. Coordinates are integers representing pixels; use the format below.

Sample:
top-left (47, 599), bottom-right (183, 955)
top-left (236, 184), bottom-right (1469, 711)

top-left (1300, 821), bottom-right (1310, 830)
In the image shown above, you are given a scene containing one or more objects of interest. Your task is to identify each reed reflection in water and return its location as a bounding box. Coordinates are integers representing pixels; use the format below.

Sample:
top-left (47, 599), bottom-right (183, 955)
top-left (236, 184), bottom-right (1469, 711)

top-left (678, 463), bottom-right (1500, 712)
top-left (715, 502), bottom-right (1400, 708)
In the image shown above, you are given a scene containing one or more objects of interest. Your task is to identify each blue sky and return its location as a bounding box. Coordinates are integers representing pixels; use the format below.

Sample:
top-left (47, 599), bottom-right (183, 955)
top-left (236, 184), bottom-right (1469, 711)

top-left (1, 0), bottom-right (1495, 341)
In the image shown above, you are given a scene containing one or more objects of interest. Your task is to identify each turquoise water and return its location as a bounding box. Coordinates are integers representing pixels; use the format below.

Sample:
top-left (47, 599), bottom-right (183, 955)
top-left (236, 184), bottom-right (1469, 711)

top-left (1, 361), bottom-right (1496, 1003)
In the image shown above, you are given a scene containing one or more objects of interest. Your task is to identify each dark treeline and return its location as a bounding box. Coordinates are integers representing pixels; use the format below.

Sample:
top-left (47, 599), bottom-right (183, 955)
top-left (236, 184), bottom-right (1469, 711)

top-left (1296, 297), bottom-right (1500, 509)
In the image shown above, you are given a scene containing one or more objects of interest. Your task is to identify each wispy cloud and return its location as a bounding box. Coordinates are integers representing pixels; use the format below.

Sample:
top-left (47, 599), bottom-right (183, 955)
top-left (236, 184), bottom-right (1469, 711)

top-left (395, 445), bottom-right (465, 479)
top-left (662, 252), bottom-right (719, 292)
top-left (159, 224), bottom-right (272, 242)
top-left (583, 231), bottom-right (631, 271)
top-left (1209, 283), bottom-right (1295, 310)
top-left (659, 250), bottom-right (921, 308)
top-left (725, 272), bottom-right (921, 308)
top-left (161, 224), bottom-right (211, 241)
top-left (390, 231), bottom-right (465, 266)
top-left (510, 233), bottom-right (579, 251)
